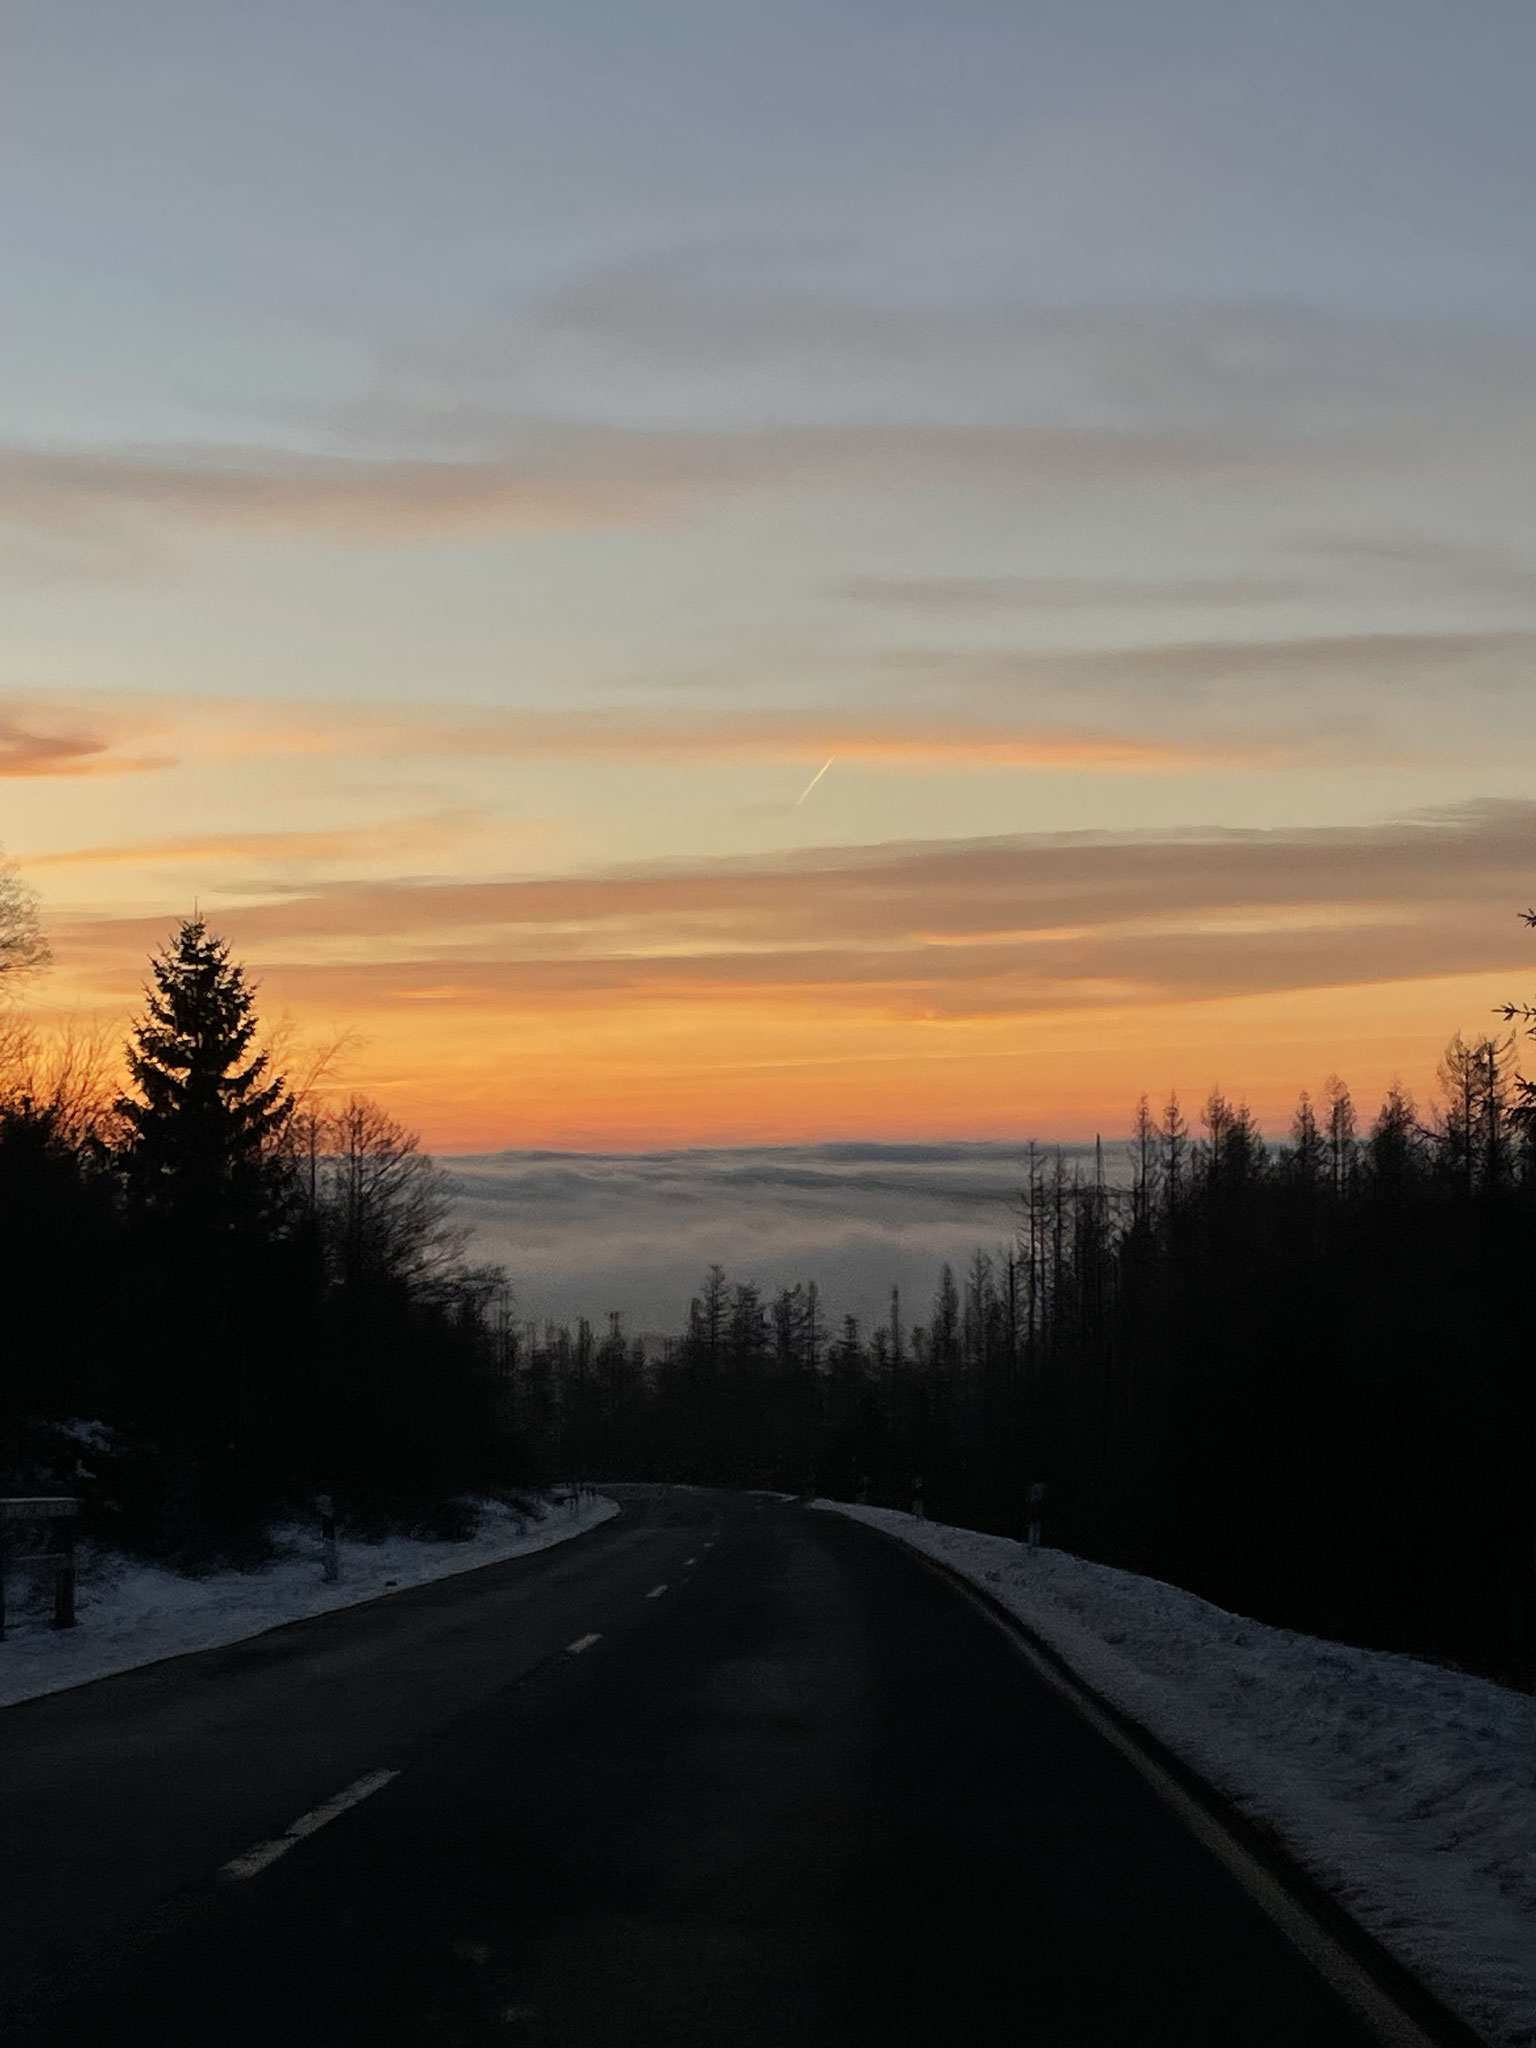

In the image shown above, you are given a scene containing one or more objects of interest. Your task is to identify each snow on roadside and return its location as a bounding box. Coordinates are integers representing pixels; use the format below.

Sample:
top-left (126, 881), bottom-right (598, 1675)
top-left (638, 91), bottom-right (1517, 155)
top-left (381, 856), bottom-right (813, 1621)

top-left (0, 1494), bottom-right (618, 1711)
top-left (816, 1501), bottom-right (1534, 2048)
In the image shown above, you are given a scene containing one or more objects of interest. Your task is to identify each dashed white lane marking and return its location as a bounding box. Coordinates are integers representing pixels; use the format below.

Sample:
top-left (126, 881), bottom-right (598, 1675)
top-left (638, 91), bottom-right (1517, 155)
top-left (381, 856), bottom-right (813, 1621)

top-left (220, 1769), bottom-right (400, 1881)
top-left (645, 1583), bottom-right (669, 1598)
top-left (566, 1632), bottom-right (602, 1655)
top-left (684, 1556), bottom-right (698, 1567)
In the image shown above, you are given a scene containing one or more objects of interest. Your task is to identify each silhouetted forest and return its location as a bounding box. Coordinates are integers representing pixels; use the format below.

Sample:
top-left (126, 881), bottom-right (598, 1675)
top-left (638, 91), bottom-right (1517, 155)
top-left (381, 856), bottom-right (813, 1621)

top-left (0, 909), bottom-right (513, 1559)
top-left (2, 880), bottom-right (1532, 1685)
top-left (504, 1045), bottom-right (1536, 1686)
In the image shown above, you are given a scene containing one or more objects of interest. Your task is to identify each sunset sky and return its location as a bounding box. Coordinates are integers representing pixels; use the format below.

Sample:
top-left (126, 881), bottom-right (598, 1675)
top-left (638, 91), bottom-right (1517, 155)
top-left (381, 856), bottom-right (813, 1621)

top-left (5, 0), bottom-right (1536, 1150)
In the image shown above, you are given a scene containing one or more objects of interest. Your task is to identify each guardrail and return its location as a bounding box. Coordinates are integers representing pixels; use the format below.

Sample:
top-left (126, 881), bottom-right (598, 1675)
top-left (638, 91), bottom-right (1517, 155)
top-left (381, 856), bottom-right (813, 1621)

top-left (0, 1497), bottom-right (80, 1641)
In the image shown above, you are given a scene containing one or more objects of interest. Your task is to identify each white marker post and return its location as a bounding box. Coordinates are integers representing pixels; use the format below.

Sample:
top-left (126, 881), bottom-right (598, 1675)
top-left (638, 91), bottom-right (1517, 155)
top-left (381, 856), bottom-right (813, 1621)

top-left (317, 1494), bottom-right (339, 1583)
top-left (1027, 1479), bottom-right (1047, 1550)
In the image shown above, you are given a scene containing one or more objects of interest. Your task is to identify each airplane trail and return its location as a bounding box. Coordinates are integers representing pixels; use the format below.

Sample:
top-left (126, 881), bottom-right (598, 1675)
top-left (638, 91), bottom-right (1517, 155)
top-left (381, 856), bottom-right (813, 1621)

top-left (794, 757), bottom-right (836, 807)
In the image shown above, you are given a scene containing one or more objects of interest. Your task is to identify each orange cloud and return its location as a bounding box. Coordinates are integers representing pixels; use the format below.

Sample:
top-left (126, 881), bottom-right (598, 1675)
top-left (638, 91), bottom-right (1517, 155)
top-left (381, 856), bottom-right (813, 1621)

top-left (275, 711), bottom-right (1236, 773)
top-left (23, 812), bottom-right (488, 871)
top-left (33, 803), bottom-right (1536, 1151)
top-left (46, 798), bottom-right (1536, 1002)
top-left (0, 711), bottom-right (170, 779)
top-left (4, 690), bottom-right (1293, 779)
top-left (22, 618), bottom-right (1525, 788)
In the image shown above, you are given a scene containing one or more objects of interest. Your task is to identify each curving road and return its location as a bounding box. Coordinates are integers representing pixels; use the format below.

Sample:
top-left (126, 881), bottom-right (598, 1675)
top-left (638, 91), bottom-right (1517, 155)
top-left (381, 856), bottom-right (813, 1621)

top-left (0, 1487), bottom-right (1458, 2046)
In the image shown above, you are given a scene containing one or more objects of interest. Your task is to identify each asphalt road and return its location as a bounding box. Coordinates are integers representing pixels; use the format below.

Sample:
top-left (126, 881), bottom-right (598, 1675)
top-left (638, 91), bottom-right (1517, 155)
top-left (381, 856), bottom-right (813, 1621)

top-left (1, 1487), bottom-right (1414, 2046)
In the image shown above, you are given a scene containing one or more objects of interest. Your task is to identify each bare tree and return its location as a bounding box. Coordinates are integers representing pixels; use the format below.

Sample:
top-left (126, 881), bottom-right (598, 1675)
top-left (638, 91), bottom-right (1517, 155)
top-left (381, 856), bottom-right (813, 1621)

top-left (312, 1094), bottom-right (464, 1291)
top-left (1435, 1031), bottom-right (1514, 1197)
top-left (0, 1011), bottom-right (120, 1146)
top-left (0, 857), bottom-right (49, 991)
top-left (1, 851), bottom-right (110, 1148)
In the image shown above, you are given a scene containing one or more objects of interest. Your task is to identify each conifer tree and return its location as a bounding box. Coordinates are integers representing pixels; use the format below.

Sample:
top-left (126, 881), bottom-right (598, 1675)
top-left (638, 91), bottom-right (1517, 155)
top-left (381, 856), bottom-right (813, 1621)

top-left (1286, 1089), bottom-right (1325, 1188)
top-left (929, 1263), bottom-right (961, 1368)
top-left (117, 917), bottom-right (291, 1212)
top-left (1324, 1075), bottom-right (1356, 1195)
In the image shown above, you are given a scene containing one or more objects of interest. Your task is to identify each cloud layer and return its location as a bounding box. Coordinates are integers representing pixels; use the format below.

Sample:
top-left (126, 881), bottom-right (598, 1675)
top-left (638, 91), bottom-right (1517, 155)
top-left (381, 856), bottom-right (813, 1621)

top-left (13, 627), bottom-right (1533, 799)
top-left (0, 420), bottom-right (1255, 551)
top-left (0, 692), bottom-right (1308, 784)
top-left (448, 1141), bottom-right (1084, 1331)
top-left (835, 574), bottom-right (1311, 613)
top-left (50, 800), bottom-right (1536, 1022)
top-left (0, 711), bottom-right (169, 779)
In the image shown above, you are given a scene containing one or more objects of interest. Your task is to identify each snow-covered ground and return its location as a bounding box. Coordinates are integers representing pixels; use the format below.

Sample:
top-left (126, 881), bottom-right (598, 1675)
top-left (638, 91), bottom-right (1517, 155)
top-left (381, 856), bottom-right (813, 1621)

top-left (0, 1493), bottom-right (617, 1710)
top-left (816, 1502), bottom-right (1534, 2048)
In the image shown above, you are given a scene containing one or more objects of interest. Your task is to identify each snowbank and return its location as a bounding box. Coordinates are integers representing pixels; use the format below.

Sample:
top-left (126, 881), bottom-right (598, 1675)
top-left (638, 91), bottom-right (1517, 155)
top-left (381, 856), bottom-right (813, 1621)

top-left (0, 1493), bottom-right (618, 1711)
top-left (815, 1502), bottom-right (1534, 2048)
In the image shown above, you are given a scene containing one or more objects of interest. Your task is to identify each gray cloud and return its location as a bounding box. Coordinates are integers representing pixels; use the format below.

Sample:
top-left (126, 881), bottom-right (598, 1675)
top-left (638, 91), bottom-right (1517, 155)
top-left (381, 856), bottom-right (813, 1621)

top-left (381, 258), bottom-right (1536, 437)
top-left (10, 285), bottom-right (1533, 573)
top-left (1297, 532), bottom-right (1536, 604)
top-left (881, 629), bottom-right (1536, 714)
top-left (0, 442), bottom-right (665, 543)
top-left (835, 574), bottom-right (1310, 613)
top-left (0, 420), bottom-right (1261, 553)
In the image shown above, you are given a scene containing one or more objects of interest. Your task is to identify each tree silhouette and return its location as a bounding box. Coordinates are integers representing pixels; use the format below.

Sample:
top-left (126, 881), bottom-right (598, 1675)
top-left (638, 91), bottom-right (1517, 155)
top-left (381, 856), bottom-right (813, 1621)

top-left (118, 917), bottom-right (290, 1213)
top-left (307, 1094), bottom-right (460, 1292)
top-left (0, 854), bottom-right (49, 989)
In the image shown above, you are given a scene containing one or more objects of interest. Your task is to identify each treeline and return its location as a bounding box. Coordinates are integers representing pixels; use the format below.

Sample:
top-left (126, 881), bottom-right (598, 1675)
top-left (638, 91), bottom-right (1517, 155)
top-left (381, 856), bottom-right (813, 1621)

top-left (0, 913), bottom-right (515, 1559)
top-left (508, 1046), bottom-right (1535, 1684)
top-left (4, 873), bottom-right (1531, 1683)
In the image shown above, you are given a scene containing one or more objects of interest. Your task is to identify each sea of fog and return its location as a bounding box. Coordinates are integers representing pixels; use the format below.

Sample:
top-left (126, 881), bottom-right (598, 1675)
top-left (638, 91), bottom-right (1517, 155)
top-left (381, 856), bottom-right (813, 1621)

top-left (445, 1142), bottom-right (1108, 1337)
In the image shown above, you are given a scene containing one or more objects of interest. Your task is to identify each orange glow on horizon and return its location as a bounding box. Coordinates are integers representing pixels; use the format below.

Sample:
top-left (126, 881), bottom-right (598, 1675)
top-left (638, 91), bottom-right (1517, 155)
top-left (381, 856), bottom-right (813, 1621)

top-left (28, 960), bottom-right (1525, 1157)
top-left (20, 772), bottom-right (1536, 1157)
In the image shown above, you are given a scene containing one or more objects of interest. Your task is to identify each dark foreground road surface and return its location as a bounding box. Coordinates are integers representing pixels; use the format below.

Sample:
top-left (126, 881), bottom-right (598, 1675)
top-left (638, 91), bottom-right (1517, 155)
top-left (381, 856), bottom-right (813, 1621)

top-left (1, 1488), bottom-right (1432, 2046)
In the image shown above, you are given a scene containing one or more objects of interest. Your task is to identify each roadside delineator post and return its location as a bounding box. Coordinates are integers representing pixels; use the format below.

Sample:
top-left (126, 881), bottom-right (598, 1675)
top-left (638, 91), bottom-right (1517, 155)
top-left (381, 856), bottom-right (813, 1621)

top-left (317, 1493), bottom-right (339, 1583)
top-left (0, 1498), bottom-right (80, 1641)
top-left (1027, 1479), bottom-right (1047, 1550)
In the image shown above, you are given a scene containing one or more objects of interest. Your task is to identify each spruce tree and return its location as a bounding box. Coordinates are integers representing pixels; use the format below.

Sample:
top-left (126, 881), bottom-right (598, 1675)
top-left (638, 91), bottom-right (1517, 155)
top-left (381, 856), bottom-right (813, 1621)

top-left (118, 917), bottom-right (290, 1213)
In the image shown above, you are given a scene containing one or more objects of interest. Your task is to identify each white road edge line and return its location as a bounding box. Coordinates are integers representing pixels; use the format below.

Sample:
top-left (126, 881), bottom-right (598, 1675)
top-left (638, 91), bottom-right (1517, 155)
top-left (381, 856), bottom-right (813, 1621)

top-left (566, 1632), bottom-right (602, 1655)
top-left (645, 1582), bottom-right (669, 1598)
top-left (935, 1569), bottom-right (1447, 2048)
top-left (219, 1768), bottom-right (400, 1882)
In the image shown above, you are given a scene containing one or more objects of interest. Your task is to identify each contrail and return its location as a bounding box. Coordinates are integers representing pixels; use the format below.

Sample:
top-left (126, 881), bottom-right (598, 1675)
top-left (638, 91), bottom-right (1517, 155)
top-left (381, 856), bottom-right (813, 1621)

top-left (794, 757), bottom-right (836, 807)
